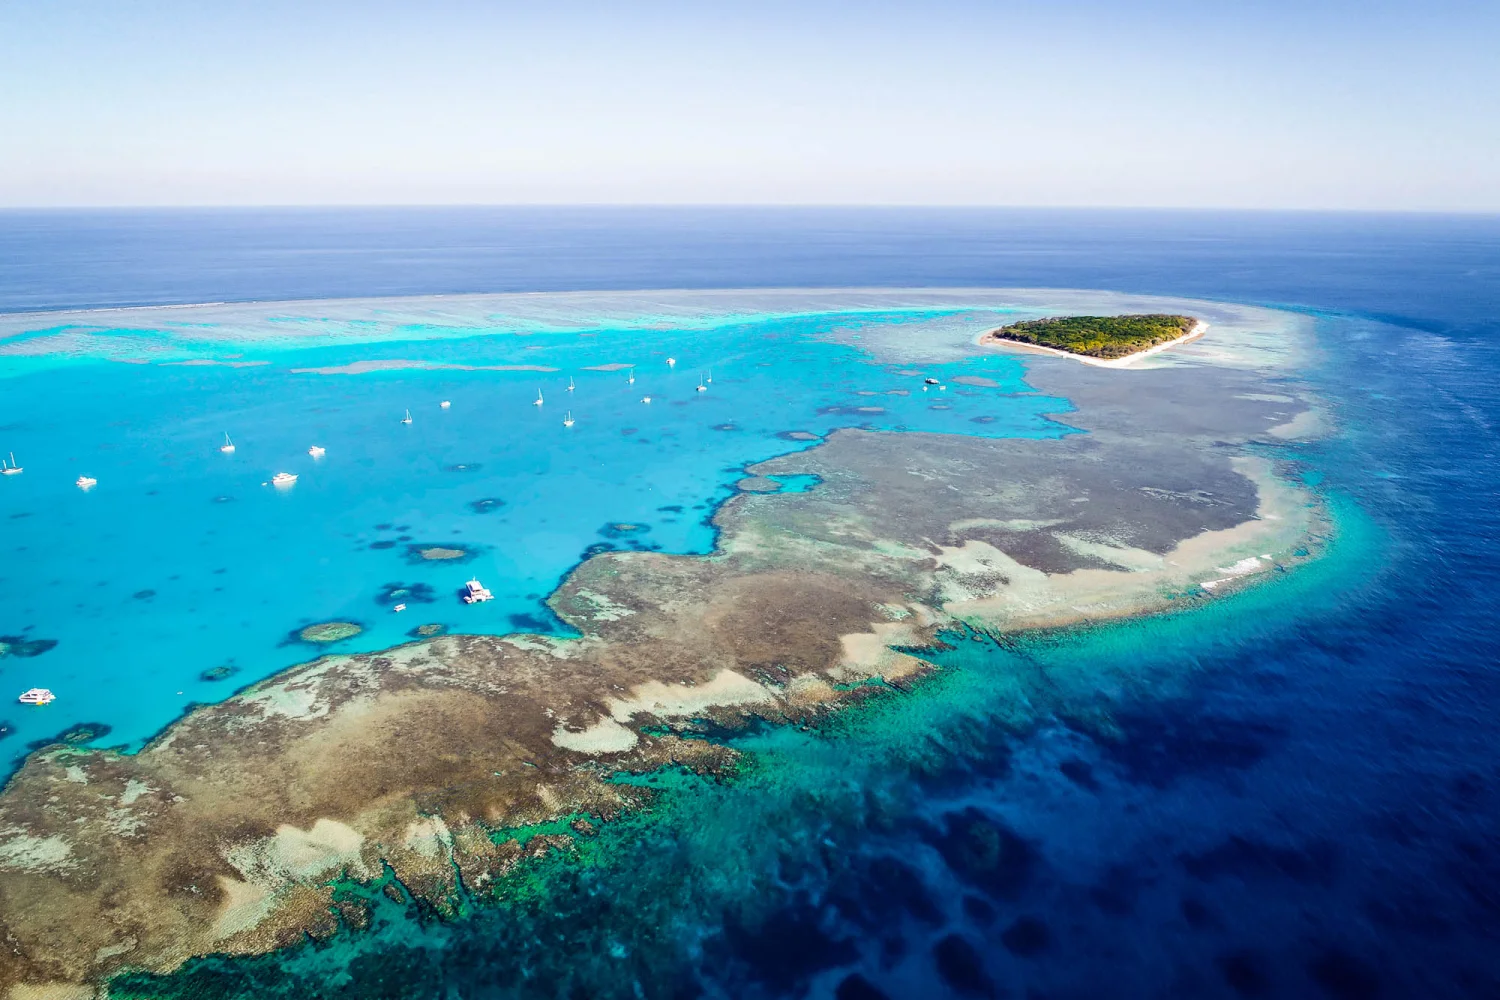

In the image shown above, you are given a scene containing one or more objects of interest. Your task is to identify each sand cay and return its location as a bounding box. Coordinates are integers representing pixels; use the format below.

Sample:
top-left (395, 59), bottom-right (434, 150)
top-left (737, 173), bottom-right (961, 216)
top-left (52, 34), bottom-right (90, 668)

top-left (0, 321), bottom-right (1328, 995)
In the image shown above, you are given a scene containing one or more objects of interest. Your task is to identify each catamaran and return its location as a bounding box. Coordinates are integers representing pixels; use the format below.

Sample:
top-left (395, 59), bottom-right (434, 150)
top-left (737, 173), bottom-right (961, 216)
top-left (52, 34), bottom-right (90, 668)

top-left (462, 578), bottom-right (494, 604)
top-left (1, 452), bottom-right (21, 475)
top-left (75, 476), bottom-right (97, 490)
top-left (533, 390), bottom-right (544, 406)
top-left (401, 409), bottom-right (413, 424)
top-left (18, 688), bottom-right (55, 706)
top-left (220, 433), bottom-right (235, 454)
top-left (563, 411), bottom-right (575, 427)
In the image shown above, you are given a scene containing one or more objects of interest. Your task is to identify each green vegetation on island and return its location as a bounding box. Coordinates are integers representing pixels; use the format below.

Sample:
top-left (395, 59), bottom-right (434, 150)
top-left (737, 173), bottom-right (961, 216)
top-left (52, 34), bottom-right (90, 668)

top-left (990, 314), bottom-right (1198, 359)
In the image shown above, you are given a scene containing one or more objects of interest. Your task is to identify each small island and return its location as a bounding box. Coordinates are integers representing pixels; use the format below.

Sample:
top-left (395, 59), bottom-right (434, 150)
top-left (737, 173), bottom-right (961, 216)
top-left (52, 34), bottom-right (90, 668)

top-left (982, 314), bottom-right (1202, 362)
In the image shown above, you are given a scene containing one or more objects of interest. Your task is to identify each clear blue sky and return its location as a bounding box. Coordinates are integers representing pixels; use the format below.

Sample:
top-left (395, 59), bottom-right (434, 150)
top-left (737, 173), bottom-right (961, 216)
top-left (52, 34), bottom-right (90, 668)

top-left (2, 0), bottom-right (1496, 210)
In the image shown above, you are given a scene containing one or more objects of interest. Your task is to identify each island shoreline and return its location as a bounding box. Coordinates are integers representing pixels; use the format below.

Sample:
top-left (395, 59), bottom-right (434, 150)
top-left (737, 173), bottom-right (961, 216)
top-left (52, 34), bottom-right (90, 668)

top-left (977, 320), bottom-right (1207, 367)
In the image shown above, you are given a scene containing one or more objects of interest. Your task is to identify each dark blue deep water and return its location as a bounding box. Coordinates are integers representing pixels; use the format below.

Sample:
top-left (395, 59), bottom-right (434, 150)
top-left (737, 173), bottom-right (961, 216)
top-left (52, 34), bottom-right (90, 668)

top-left (3, 209), bottom-right (1499, 998)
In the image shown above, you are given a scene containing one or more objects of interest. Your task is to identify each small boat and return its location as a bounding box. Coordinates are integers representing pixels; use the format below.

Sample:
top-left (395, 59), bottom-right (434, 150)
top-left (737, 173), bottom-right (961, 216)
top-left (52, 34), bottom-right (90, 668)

top-left (18, 688), bottom-right (55, 706)
top-left (401, 409), bottom-right (413, 425)
top-left (220, 433), bottom-right (235, 454)
top-left (1, 452), bottom-right (21, 475)
top-left (462, 578), bottom-right (494, 604)
top-left (393, 603), bottom-right (407, 613)
top-left (308, 445), bottom-right (326, 458)
top-left (706, 370), bottom-right (713, 384)
top-left (440, 400), bottom-right (451, 409)
top-left (563, 411), bottom-right (575, 428)
top-left (567, 377), bottom-right (575, 392)
top-left (75, 476), bottom-right (97, 490)
top-left (696, 374), bottom-right (707, 392)
top-left (533, 389), bottom-right (544, 407)
top-left (667, 357), bottom-right (677, 367)
top-left (925, 377), bottom-right (941, 385)
top-left (641, 396), bottom-right (652, 404)
top-left (271, 472), bottom-right (298, 487)
top-left (627, 367), bottom-right (635, 384)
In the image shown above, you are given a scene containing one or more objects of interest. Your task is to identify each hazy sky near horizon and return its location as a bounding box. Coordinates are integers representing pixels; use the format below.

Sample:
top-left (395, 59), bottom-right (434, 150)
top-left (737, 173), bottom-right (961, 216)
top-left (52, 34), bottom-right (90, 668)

top-left (2, 0), bottom-right (1496, 210)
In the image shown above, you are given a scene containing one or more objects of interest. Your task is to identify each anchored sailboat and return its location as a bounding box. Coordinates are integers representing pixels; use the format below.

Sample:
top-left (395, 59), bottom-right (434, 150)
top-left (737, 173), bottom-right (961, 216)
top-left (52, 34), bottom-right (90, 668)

top-left (696, 374), bottom-right (707, 392)
top-left (563, 410), bottom-right (575, 427)
top-left (220, 433), bottom-right (235, 454)
top-left (1, 452), bottom-right (20, 475)
top-left (567, 377), bottom-right (575, 392)
top-left (401, 409), bottom-right (413, 424)
top-left (627, 367), bottom-right (635, 384)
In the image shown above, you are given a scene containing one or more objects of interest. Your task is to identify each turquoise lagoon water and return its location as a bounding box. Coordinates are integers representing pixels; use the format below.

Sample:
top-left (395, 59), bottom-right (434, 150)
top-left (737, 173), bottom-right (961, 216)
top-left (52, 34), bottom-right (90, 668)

top-left (0, 305), bottom-right (1067, 765)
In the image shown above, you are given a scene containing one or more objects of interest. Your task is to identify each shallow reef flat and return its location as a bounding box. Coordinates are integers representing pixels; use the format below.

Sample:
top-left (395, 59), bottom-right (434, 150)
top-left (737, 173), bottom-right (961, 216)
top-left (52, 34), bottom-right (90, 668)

top-left (0, 304), bottom-right (1328, 994)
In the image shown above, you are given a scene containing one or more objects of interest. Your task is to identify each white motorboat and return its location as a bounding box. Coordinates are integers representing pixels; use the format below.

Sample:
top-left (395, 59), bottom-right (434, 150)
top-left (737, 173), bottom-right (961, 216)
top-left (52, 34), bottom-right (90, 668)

top-left (440, 400), bottom-right (451, 409)
top-left (75, 476), bottom-right (97, 490)
top-left (308, 445), bottom-right (326, 458)
top-left (18, 688), bottom-right (55, 706)
top-left (393, 603), bottom-right (407, 612)
top-left (220, 433), bottom-right (235, 454)
top-left (271, 472), bottom-right (298, 487)
top-left (641, 395), bottom-right (652, 404)
top-left (667, 357), bottom-right (677, 367)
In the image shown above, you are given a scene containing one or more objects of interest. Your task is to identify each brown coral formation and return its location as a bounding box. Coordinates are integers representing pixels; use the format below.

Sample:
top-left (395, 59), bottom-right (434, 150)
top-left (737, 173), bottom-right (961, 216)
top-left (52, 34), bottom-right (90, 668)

top-left (0, 358), bottom-right (1324, 995)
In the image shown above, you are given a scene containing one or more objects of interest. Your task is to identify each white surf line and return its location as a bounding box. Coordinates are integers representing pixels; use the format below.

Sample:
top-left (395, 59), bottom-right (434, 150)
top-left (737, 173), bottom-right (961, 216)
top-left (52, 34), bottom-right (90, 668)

top-left (978, 321), bottom-right (1208, 369)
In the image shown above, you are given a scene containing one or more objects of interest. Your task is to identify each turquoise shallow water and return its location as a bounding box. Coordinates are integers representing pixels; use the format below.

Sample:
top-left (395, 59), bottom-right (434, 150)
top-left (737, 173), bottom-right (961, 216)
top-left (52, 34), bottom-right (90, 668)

top-left (0, 305), bottom-right (1067, 765)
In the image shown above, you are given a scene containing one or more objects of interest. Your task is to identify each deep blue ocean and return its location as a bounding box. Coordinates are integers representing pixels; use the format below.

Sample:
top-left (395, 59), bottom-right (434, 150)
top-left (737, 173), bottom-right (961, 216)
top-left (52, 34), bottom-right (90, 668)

top-left (3, 208), bottom-right (1499, 998)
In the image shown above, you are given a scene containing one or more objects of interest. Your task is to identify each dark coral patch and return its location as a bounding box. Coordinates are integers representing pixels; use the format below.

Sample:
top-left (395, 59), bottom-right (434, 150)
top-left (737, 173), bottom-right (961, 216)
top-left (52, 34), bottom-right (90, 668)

top-left (1000, 916), bottom-right (1052, 956)
top-left (835, 973), bottom-right (892, 1000)
top-left (1059, 757), bottom-right (1100, 790)
top-left (199, 664), bottom-right (240, 682)
top-left (468, 498), bottom-right (506, 514)
top-left (133, 590), bottom-right (156, 600)
top-left (1217, 949), bottom-right (1271, 996)
top-left (407, 623), bottom-right (447, 638)
top-left (403, 543), bottom-right (478, 565)
top-left (376, 582), bottom-right (437, 605)
top-left (711, 423), bottom-right (739, 431)
top-left (1096, 706), bottom-right (1286, 787)
top-left (1179, 835), bottom-right (1338, 887)
top-left (368, 540), bottom-right (397, 549)
top-left (27, 721), bottom-right (113, 752)
top-left (928, 807), bottom-right (1039, 900)
top-left (969, 415), bottom-right (997, 424)
top-left (507, 613), bottom-right (551, 632)
top-left (0, 635), bottom-right (59, 658)
top-left (932, 934), bottom-right (994, 996)
top-left (1307, 947), bottom-right (1381, 999)
top-left (599, 522), bottom-right (651, 540)
top-left (723, 903), bottom-right (857, 993)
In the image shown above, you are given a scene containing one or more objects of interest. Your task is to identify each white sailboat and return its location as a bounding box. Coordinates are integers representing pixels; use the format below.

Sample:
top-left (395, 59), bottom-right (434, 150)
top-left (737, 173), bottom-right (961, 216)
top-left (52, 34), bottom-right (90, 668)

top-left (563, 411), bottom-right (575, 428)
top-left (220, 433), bottom-right (235, 454)
top-left (1, 452), bottom-right (20, 475)
top-left (401, 409), bottom-right (413, 425)
top-left (627, 367), bottom-right (635, 384)
top-left (533, 389), bottom-right (544, 406)
top-left (567, 377), bottom-right (575, 392)
top-left (706, 369), bottom-right (713, 384)
top-left (696, 374), bottom-right (707, 392)
top-left (641, 395), bottom-right (652, 404)
top-left (667, 357), bottom-right (677, 367)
